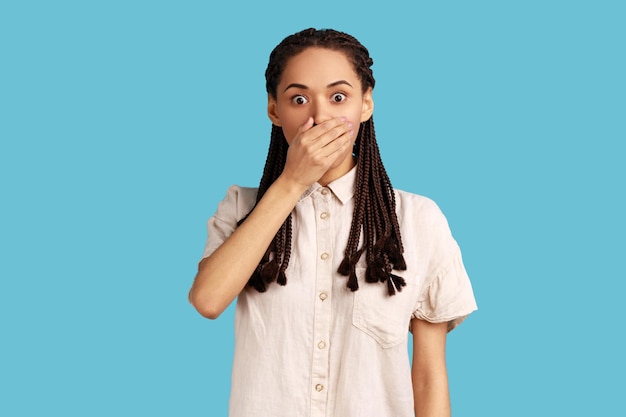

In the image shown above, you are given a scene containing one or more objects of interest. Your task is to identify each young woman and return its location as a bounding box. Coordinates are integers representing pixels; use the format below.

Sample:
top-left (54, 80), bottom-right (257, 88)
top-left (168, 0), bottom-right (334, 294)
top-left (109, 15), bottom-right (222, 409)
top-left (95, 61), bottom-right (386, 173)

top-left (189, 28), bottom-right (477, 417)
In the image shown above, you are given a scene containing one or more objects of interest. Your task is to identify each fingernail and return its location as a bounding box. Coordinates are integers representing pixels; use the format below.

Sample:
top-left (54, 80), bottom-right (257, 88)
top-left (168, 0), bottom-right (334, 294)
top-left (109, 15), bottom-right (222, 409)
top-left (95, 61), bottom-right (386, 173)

top-left (341, 117), bottom-right (347, 122)
top-left (347, 122), bottom-right (353, 128)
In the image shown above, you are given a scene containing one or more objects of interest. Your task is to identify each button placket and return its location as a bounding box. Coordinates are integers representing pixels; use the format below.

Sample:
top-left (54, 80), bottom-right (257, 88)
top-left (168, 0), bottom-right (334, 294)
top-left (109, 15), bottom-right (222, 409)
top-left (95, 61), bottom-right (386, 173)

top-left (310, 188), bottom-right (333, 416)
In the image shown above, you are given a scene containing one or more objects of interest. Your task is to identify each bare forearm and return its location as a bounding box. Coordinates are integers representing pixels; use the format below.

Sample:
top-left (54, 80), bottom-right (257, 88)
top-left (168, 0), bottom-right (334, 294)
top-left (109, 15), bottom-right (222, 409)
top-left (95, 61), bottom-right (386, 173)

top-left (412, 373), bottom-right (450, 417)
top-left (188, 175), bottom-right (306, 318)
top-left (189, 117), bottom-right (354, 318)
top-left (411, 319), bottom-right (450, 417)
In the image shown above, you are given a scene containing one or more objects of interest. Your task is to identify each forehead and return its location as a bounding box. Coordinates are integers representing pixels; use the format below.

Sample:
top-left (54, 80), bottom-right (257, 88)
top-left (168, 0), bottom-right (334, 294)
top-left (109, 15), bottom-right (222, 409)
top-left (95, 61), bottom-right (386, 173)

top-left (279, 47), bottom-right (361, 87)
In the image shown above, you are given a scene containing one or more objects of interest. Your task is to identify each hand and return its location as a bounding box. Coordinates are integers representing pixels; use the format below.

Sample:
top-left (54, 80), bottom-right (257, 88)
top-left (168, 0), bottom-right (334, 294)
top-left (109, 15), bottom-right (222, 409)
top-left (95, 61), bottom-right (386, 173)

top-left (280, 117), bottom-right (354, 188)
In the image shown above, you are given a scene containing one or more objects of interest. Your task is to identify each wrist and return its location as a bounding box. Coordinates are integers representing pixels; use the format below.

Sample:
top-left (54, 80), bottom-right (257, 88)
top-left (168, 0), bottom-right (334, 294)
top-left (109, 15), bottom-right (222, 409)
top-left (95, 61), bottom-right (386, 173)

top-left (272, 174), bottom-right (310, 198)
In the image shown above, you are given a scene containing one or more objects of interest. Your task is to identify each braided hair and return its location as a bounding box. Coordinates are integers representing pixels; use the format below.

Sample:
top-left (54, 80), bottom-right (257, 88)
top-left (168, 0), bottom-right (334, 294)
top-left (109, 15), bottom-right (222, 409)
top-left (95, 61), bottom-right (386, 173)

top-left (243, 28), bottom-right (407, 296)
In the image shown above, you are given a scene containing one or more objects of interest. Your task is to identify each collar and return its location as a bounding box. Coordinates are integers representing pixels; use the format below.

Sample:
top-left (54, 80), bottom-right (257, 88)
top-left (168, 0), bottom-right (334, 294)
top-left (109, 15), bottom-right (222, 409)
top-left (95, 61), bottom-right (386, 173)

top-left (298, 165), bottom-right (357, 205)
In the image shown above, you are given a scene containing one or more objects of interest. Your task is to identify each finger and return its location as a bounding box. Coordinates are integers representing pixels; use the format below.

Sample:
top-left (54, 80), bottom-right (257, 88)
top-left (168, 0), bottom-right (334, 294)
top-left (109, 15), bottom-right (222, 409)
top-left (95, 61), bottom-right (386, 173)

top-left (300, 117), bottom-right (345, 142)
top-left (317, 120), bottom-right (353, 149)
top-left (311, 117), bottom-right (348, 139)
top-left (290, 117), bottom-right (315, 146)
top-left (305, 119), bottom-right (352, 151)
top-left (319, 128), bottom-right (353, 159)
top-left (301, 116), bottom-right (315, 132)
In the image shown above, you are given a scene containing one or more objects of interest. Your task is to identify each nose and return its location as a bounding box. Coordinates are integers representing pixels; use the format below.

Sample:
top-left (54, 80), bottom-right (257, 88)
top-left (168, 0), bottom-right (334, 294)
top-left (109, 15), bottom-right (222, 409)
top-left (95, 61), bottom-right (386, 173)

top-left (311, 100), bottom-right (332, 125)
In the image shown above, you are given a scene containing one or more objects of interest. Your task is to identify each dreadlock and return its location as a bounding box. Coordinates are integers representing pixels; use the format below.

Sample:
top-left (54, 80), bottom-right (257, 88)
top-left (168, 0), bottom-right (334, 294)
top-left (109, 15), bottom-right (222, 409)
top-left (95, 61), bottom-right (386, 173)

top-left (241, 28), bottom-right (407, 296)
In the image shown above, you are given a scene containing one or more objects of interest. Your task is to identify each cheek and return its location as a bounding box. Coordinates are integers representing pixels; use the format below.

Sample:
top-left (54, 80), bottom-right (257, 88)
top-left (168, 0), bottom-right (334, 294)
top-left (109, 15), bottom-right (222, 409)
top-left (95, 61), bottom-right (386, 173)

top-left (279, 114), bottom-right (310, 145)
top-left (281, 123), bottom-right (300, 145)
top-left (345, 103), bottom-right (365, 125)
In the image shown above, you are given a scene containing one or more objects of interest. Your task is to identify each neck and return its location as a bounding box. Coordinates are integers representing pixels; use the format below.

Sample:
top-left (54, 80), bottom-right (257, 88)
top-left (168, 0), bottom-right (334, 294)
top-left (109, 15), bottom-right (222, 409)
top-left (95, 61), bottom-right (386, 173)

top-left (318, 156), bottom-right (356, 186)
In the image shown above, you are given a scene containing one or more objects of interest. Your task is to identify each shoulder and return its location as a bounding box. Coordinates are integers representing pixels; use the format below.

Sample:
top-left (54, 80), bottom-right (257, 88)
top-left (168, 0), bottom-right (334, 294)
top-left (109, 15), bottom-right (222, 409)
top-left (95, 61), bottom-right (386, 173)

top-left (392, 188), bottom-right (457, 256)
top-left (393, 188), bottom-right (447, 224)
top-left (215, 185), bottom-right (258, 222)
top-left (222, 184), bottom-right (258, 203)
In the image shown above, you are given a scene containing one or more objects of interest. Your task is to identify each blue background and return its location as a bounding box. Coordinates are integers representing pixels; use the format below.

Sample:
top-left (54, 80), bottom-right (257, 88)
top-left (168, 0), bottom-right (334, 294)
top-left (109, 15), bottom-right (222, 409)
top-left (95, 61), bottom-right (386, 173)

top-left (1, 0), bottom-right (624, 415)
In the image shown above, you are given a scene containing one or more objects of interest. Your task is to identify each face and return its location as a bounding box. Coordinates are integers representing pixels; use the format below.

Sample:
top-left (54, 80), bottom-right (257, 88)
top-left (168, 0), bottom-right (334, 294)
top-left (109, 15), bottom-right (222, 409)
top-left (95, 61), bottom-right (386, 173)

top-left (267, 47), bottom-right (373, 145)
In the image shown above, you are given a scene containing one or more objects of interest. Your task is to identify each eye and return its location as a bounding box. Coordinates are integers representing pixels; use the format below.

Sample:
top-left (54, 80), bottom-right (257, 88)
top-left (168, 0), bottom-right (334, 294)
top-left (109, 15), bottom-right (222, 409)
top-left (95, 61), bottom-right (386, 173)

top-left (331, 93), bottom-right (347, 103)
top-left (291, 95), bottom-right (309, 105)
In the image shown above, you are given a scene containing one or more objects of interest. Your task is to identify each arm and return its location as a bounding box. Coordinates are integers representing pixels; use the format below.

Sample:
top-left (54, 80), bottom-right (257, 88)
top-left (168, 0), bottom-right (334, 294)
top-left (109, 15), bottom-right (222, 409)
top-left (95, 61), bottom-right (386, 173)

top-left (411, 318), bottom-right (450, 417)
top-left (188, 117), bottom-right (353, 319)
top-left (189, 176), bottom-right (305, 319)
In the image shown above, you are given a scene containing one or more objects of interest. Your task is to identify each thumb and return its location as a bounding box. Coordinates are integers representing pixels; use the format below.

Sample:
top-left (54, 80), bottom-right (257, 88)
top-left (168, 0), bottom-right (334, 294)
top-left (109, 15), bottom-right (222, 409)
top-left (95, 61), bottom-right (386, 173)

top-left (290, 117), bottom-right (315, 146)
top-left (300, 117), bottom-right (315, 132)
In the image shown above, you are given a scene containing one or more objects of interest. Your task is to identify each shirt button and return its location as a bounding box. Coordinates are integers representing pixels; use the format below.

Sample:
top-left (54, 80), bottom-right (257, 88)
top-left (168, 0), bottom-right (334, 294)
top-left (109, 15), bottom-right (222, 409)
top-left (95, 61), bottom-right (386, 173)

top-left (320, 212), bottom-right (329, 220)
top-left (319, 292), bottom-right (328, 301)
top-left (321, 188), bottom-right (329, 195)
top-left (320, 252), bottom-right (329, 260)
top-left (318, 340), bottom-right (327, 349)
top-left (315, 384), bottom-right (324, 392)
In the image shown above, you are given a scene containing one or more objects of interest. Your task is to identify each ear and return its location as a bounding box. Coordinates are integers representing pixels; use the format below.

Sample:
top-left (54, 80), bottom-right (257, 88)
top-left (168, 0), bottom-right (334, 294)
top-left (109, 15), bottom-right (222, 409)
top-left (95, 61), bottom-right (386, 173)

top-left (267, 95), bottom-right (282, 126)
top-left (360, 87), bottom-right (374, 122)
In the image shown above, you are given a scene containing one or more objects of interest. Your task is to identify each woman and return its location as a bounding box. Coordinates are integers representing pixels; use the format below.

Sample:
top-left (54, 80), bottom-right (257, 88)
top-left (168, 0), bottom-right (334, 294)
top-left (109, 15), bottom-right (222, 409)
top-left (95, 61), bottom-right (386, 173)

top-left (189, 28), bottom-right (477, 417)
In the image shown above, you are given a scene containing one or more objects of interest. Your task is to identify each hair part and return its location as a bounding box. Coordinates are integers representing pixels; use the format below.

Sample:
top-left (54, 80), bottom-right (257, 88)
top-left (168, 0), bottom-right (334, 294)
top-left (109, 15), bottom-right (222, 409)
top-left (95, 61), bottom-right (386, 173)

top-left (242, 28), bottom-right (406, 296)
top-left (265, 28), bottom-right (375, 97)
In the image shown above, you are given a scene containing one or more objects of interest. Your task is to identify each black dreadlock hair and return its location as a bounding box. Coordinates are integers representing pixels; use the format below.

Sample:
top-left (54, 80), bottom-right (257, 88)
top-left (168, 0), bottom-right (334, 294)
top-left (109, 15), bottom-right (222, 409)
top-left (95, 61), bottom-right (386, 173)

top-left (241, 28), bottom-right (407, 296)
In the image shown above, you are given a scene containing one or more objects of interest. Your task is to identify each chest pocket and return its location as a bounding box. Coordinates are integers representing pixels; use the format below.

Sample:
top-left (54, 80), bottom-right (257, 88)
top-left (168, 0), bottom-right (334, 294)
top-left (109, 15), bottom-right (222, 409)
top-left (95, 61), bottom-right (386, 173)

top-left (351, 269), bottom-right (414, 349)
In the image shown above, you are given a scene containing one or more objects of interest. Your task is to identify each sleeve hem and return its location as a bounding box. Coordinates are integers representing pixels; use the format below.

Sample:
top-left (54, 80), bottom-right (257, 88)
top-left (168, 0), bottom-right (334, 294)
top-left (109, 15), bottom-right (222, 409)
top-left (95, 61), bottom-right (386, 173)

top-left (412, 303), bottom-right (477, 332)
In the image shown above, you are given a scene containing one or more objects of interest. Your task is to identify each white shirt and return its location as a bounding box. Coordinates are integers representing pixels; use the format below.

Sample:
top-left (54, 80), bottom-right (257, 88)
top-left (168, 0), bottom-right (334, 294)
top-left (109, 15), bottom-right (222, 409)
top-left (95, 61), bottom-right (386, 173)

top-left (202, 167), bottom-right (477, 417)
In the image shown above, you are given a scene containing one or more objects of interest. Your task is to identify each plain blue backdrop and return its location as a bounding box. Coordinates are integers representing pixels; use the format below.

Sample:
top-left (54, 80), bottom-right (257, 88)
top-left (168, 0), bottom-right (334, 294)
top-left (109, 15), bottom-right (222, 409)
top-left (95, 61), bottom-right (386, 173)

top-left (1, 1), bottom-right (624, 415)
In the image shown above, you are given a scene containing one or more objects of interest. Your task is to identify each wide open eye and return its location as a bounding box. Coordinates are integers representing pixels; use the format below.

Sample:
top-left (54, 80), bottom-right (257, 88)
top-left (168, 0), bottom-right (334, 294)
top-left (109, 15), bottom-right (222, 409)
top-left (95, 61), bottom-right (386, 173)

top-left (291, 95), bottom-right (309, 105)
top-left (331, 93), bottom-right (347, 103)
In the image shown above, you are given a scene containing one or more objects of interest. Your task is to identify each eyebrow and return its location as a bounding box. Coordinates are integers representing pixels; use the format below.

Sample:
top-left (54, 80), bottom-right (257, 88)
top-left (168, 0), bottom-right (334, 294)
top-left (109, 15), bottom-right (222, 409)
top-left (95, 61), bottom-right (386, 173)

top-left (283, 80), bottom-right (353, 92)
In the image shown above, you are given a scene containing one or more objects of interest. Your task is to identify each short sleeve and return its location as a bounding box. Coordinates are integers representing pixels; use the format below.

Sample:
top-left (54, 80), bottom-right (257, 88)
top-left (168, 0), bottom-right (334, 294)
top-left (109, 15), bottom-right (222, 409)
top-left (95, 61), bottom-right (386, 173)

top-left (412, 249), bottom-right (477, 332)
top-left (406, 196), bottom-right (477, 332)
top-left (201, 185), bottom-right (258, 260)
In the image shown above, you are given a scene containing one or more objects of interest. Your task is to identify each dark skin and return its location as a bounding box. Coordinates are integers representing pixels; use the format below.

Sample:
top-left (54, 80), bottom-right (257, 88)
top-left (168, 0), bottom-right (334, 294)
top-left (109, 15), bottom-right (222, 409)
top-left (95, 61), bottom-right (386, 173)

top-left (189, 47), bottom-right (450, 417)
